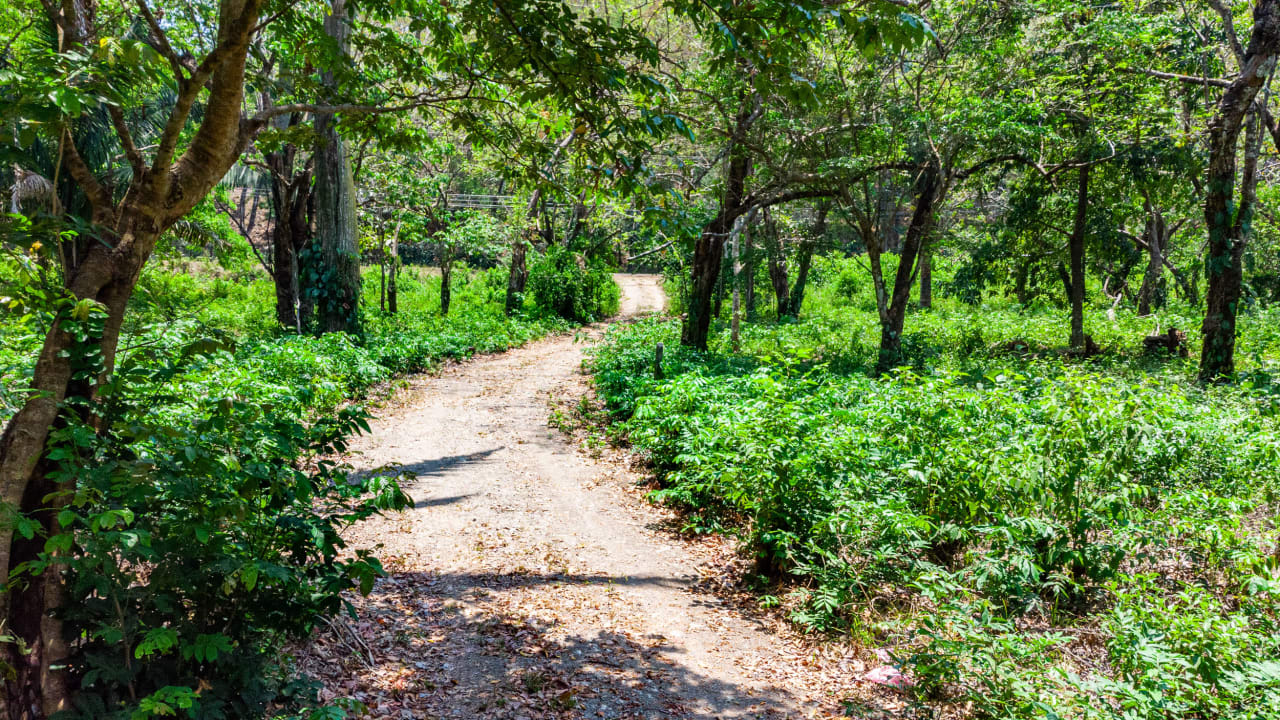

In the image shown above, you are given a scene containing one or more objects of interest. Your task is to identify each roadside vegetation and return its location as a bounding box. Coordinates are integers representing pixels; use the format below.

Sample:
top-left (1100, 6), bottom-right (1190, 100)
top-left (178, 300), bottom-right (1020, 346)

top-left (591, 256), bottom-right (1280, 718)
top-left (0, 233), bottom-right (605, 718)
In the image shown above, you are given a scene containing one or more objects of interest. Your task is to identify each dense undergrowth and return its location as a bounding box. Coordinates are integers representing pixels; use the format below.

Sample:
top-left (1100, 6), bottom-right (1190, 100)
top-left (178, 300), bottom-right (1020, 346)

top-left (590, 257), bottom-right (1280, 719)
top-left (0, 255), bottom-right (581, 719)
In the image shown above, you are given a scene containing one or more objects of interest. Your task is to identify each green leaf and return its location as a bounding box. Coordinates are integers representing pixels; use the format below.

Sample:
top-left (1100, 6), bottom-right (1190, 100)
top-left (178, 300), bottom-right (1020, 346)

top-left (183, 633), bottom-right (233, 664)
top-left (14, 517), bottom-right (37, 540)
top-left (135, 628), bottom-right (179, 659)
top-left (241, 563), bottom-right (259, 591)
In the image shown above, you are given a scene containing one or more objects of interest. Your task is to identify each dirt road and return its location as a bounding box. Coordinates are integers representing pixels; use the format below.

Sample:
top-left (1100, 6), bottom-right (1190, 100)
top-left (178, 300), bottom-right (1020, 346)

top-left (300, 275), bottom-right (864, 719)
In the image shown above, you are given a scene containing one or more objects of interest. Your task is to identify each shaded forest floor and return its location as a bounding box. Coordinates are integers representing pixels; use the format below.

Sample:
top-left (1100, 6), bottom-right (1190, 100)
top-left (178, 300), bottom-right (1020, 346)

top-left (295, 275), bottom-right (908, 719)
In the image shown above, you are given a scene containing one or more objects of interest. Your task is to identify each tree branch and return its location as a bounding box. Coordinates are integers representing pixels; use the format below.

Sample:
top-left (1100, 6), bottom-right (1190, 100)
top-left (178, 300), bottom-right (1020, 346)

top-left (953, 153), bottom-right (1025, 180)
top-left (1119, 66), bottom-right (1232, 88)
top-left (135, 0), bottom-right (188, 83)
top-left (627, 240), bottom-right (675, 262)
top-left (107, 104), bottom-right (146, 179)
top-left (1208, 0), bottom-right (1247, 65)
top-left (251, 89), bottom-right (481, 122)
top-left (154, 1), bottom-right (264, 177)
top-left (58, 127), bottom-right (112, 216)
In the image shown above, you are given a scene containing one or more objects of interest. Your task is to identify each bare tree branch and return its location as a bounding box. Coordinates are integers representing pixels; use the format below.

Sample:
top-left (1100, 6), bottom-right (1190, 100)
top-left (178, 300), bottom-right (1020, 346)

top-left (1119, 66), bottom-right (1232, 88)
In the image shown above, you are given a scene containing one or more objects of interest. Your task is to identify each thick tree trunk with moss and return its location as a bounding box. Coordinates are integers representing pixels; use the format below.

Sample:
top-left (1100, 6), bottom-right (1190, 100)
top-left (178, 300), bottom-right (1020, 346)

top-left (313, 124), bottom-right (360, 333)
top-left (1200, 2), bottom-right (1280, 380)
top-left (313, 0), bottom-right (361, 334)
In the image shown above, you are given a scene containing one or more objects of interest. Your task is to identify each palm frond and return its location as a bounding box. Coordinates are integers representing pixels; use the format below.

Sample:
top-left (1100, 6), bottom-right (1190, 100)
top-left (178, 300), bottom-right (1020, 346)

top-left (8, 165), bottom-right (54, 213)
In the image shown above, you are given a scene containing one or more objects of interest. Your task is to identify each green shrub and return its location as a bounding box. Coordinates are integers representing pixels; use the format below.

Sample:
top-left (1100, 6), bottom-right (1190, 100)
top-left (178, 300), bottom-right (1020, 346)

top-left (527, 246), bottom-right (620, 322)
top-left (1, 259), bottom-right (569, 719)
top-left (587, 299), bottom-right (1280, 720)
top-left (51, 321), bottom-right (408, 720)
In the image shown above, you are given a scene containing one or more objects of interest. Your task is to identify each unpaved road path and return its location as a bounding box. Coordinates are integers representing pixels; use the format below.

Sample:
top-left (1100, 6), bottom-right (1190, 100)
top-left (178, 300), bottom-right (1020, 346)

top-left (300, 275), bottom-right (874, 719)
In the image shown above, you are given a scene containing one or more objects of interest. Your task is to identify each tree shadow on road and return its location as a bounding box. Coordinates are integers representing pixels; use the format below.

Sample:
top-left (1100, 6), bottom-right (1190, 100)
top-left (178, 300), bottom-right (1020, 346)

top-left (397, 447), bottom-right (504, 481)
top-left (299, 569), bottom-right (824, 719)
top-left (353, 448), bottom-right (503, 503)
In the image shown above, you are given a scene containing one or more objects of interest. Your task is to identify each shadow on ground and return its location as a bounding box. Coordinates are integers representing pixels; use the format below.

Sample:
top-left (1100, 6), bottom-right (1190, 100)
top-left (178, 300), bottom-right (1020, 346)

top-left (398, 447), bottom-right (504, 480)
top-left (353, 448), bottom-right (503, 501)
top-left (301, 569), bottom-right (811, 719)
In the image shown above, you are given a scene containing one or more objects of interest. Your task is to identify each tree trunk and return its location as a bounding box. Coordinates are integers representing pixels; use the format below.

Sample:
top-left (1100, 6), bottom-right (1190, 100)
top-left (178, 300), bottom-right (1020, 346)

top-left (507, 192), bottom-right (542, 315)
top-left (313, 0), bottom-right (361, 335)
top-left (787, 203), bottom-right (825, 317)
top-left (2, 219), bottom-right (165, 717)
top-left (440, 254), bottom-right (453, 316)
top-left (712, 258), bottom-right (726, 321)
top-left (743, 224), bottom-right (757, 320)
top-left (1014, 260), bottom-right (1030, 305)
top-left (876, 162), bottom-right (943, 374)
top-left (272, 208), bottom-right (302, 329)
top-left (388, 231), bottom-right (398, 315)
top-left (2, 0), bottom-right (266, 712)
top-left (684, 212), bottom-right (734, 349)
top-left (768, 258), bottom-right (789, 319)
top-left (505, 237), bottom-right (529, 314)
top-left (731, 218), bottom-right (744, 353)
top-left (682, 89), bottom-right (756, 350)
top-left (1136, 200), bottom-right (1166, 316)
top-left (1069, 164), bottom-right (1090, 349)
top-left (682, 159), bottom-right (751, 349)
top-left (1051, 263), bottom-right (1071, 305)
top-left (1200, 4), bottom-right (1280, 379)
top-left (877, 169), bottom-right (901, 253)
top-left (787, 241), bottom-right (814, 318)
top-left (765, 219), bottom-right (790, 320)
top-left (270, 187), bottom-right (304, 330)
top-left (918, 245), bottom-right (933, 310)
top-left (506, 133), bottom-right (574, 315)
top-left (266, 146), bottom-right (311, 332)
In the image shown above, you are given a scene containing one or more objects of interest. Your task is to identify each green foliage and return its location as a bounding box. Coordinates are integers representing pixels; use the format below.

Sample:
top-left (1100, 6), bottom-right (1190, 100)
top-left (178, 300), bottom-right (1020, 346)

top-left (46, 328), bottom-right (408, 719)
top-left (1, 258), bottom-right (565, 719)
top-left (588, 288), bottom-right (1280, 718)
top-left (526, 246), bottom-right (620, 323)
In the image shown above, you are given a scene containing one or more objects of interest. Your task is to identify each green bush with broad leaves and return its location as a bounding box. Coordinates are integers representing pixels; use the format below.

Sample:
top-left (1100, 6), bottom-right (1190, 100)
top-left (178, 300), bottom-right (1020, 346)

top-left (0, 252), bottom-right (567, 719)
top-left (47, 319), bottom-right (409, 720)
top-left (526, 245), bottom-right (620, 323)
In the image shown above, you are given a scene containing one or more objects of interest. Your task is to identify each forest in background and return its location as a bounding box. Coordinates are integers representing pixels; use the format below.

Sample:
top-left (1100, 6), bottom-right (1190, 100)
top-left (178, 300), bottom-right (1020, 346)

top-left (2, 0), bottom-right (1280, 718)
